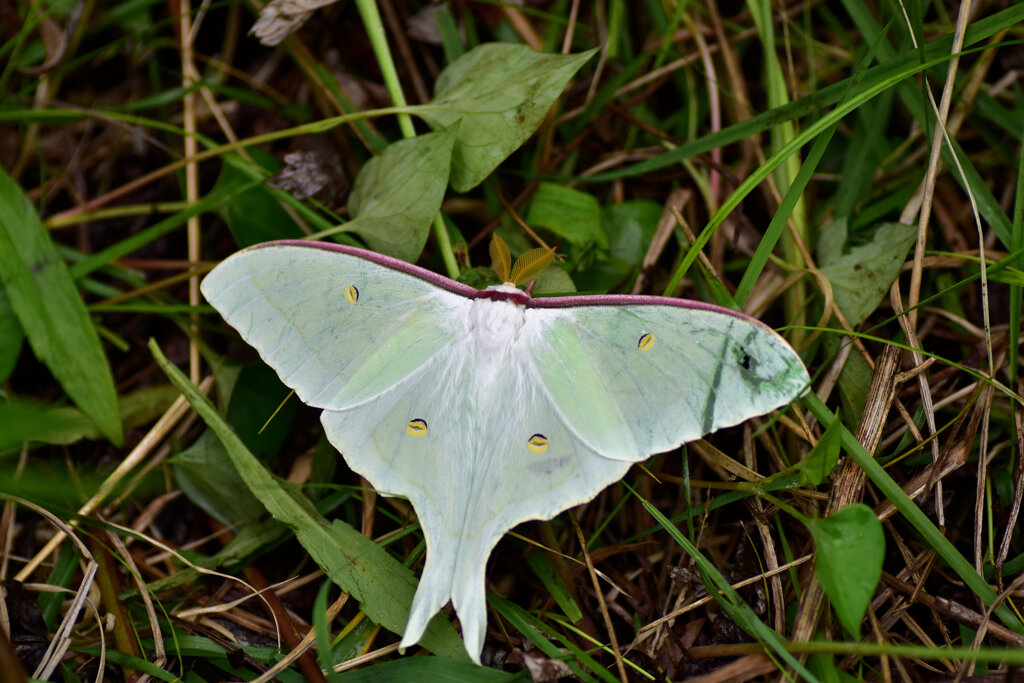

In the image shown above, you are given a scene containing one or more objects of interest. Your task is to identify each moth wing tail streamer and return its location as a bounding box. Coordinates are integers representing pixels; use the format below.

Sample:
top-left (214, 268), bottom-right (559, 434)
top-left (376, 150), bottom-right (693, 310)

top-left (525, 300), bottom-right (810, 461)
top-left (317, 353), bottom-right (489, 657)
top-left (320, 347), bottom-right (637, 664)
top-left (434, 367), bottom-right (635, 661)
top-left (200, 241), bottom-right (470, 410)
top-left (399, 524), bottom-right (499, 665)
top-left (318, 356), bottom-right (500, 664)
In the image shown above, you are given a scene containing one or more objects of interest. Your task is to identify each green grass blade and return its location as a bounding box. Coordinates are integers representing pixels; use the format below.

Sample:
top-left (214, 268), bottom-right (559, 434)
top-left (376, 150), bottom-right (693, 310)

top-left (734, 123), bottom-right (836, 306)
top-left (625, 484), bottom-right (819, 682)
top-left (585, 4), bottom-right (1024, 185)
top-left (1010, 122), bottom-right (1024, 387)
top-left (662, 48), bottom-right (954, 295)
top-left (489, 595), bottom-right (612, 683)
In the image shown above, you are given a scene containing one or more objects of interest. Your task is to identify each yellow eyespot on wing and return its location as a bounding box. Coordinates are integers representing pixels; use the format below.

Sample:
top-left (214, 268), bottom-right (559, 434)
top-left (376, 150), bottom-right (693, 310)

top-left (637, 332), bottom-right (655, 351)
top-left (527, 433), bottom-right (549, 453)
top-left (407, 418), bottom-right (428, 437)
top-left (345, 284), bottom-right (359, 304)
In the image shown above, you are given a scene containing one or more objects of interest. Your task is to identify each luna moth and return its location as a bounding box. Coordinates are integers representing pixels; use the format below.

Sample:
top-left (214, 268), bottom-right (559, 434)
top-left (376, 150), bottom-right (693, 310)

top-left (200, 236), bottom-right (809, 664)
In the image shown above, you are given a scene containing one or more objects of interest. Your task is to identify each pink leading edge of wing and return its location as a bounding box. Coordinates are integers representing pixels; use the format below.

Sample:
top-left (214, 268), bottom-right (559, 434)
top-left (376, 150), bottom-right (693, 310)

top-left (254, 240), bottom-right (768, 328)
top-left (255, 240), bottom-right (480, 297)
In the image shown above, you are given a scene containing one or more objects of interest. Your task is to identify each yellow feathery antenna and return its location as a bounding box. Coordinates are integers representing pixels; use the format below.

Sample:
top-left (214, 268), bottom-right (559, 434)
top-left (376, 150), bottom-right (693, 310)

top-left (509, 246), bottom-right (555, 287)
top-left (490, 234), bottom-right (512, 283)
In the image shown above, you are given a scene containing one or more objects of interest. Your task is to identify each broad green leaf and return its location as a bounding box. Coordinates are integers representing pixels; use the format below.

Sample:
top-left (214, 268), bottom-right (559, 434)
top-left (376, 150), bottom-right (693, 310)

top-left (575, 200), bottom-right (660, 292)
top-left (531, 263), bottom-right (577, 295)
top-left (221, 362), bottom-right (298, 461)
top-left (173, 364), bottom-right (297, 526)
top-left (798, 417), bottom-right (842, 487)
top-left (817, 219), bottom-right (916, 326)
top-left (421, 44), bottom-right (597, 191)
top-left (834, 339), bottom-right (873, 429)
top-left (0, 385), bottom-right (176, 452)
top-left (0, 166), bottom-right (122, 444)
top-left (172, 431), bottom-right (265, 525)
top-left (0, 401), bottom-right (93, 452)
top-left (807, 503), bottom-right (884, 637)
top-left (150, 340), bottom-right (469, 661)
top-left (0, 286), bottom-right (23, 383)
top-left (343, 125), bottom-right (457, 262)
top-left (526, 182), bottom-right (606, 248)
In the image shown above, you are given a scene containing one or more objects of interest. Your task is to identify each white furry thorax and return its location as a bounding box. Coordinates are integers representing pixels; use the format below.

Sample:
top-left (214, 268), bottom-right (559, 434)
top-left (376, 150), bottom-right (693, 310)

top-left (469, 293), bottom-right (528, 386)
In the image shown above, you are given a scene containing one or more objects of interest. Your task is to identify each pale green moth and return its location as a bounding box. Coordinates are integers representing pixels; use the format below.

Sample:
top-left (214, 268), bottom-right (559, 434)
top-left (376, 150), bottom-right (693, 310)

top-left (200, 236), bottom-right (809, 664)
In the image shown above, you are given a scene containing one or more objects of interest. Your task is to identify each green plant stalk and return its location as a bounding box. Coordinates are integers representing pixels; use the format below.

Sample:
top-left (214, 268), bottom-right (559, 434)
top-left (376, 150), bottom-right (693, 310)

top-left (802, 392), bottom-right (1024, 635)
top-left (985, 474), bottom-right (994, 565)
top-left (1009, 120), bottom-right (1024, 387)
top-left (747, 0), bottom-right (807, 344)
top-left (758, 491), bottom-right (809, 525)
top-left (354, 0), bottom-right (459, 279)
top-left (734, 123), bottom-right (836, 306)
top-left (605, 0), bottom-right (623, 60)
top-left (654, 0), bottom-right (687, 70)
top-left (48, 202), bottom-right (194, 229)
top-left (354, 0), bottom-right (415, 140)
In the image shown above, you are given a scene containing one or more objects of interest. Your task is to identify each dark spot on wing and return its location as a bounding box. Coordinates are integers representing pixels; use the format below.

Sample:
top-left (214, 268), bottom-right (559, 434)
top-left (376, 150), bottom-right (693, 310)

top-left (734, 345), bottom-right (753, 371)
